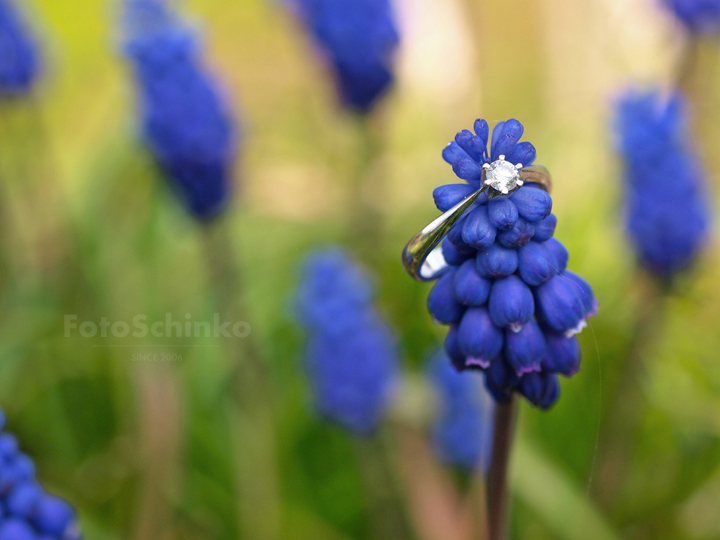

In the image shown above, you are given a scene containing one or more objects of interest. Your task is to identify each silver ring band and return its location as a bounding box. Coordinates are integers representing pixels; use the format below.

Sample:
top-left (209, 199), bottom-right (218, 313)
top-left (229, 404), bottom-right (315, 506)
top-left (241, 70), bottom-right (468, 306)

top-left (401, 165), bottom-right (552, 281)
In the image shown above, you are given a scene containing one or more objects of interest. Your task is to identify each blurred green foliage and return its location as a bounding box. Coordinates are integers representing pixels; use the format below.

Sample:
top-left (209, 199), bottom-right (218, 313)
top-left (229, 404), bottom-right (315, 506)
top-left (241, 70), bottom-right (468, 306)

top-left (1, 0), bottom-right (720, 539)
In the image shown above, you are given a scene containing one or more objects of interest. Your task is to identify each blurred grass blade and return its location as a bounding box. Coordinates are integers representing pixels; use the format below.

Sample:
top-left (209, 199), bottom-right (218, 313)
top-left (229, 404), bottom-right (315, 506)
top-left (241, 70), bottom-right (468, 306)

top-left (283, 505), bottom-right (356, 540)
top-left (680, 465), bottom-right (720, 538)
top-left (396, 426), bottom-right (474, 540)
top-left (511, 436), bottom-right (620, 540)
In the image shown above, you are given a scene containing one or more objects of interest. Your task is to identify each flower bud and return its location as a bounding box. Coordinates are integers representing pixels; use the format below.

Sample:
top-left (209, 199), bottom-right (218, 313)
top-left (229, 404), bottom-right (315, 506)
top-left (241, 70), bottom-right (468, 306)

top-left (455, 129), bottom-right (488, 163)
top-left (457, 307), bottom-right (503, 368)
top-left (507, 141), bottom-right (536, 167)
top-left (0, 434), bottom-right (18, 459)
top-left (563, 270), bottom-right (598, 319)
top-left (452, 158), bottom-right (484, 183)
top-left (541, 331), bottom-right (581, 376)
top-left (443, 141), bottom-right (467, 166)
top-left (485, 358), bottom-right (519, 401)
top-left (428, 270), bottom-right (465, 324)
top-left (490, 119), bottom-right (524, 161)
top-left (532, 214), bottom-right (557, 242)
top-left (6, 482), bottom-right (41, 517)
top-left (517, 241), bottom-right (558, 286)
top-left (497, 217), bottom-right (535, 248)
top-left (518, 372), bottom-right (560, 409)
top-left (33, 495), bottom-right (76, 536)
top-left (539, 375), bottom-right (561, 409)
top-left (534, 275), bottom-right (585, 334)
top-left (488, 276), bottom-right (534, 330)
top-left (0, 520), bottom-right (36, 540)
top-left (433, 184), bottom-right (476, 212)
top-left (510, 185), bottom-right (552, 222)
top-left (445, 325), bottom-right (466, 371)
top-left (476, 244), bottom-right (518, 278)
top-left (453, 259), bottom-right (492, 306)
top-left (447, 216), bottom-right (475, 254)
top-left (504, 320), bottom-right (546, 376)
top-left (544, 238), bottom-right (568, 273)
top-left (442, 237), bottom-right (471, 266)
top-left (462, 206), bottom-right (497, 249)
top-left (488, 198), bottom-right (519, 230)
top-left (473, 119), bottom-right (490, 145)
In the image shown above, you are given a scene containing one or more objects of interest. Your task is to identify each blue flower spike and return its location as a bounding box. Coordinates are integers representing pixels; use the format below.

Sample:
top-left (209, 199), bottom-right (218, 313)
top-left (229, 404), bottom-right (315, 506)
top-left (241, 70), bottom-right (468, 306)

top-left (663, 0), bottom-right (720, 34)
top-left (428, 351), bottom-right (494, 470)
top-left (0, 0), bottom-right (41, 96)
top-left (0, 411), bottom-right (82, 539)
top-left (122, 0), bottom-right (238, 220)
top-left (426, 119), bottom-right (596, 409)
top-left (288, 0), bottom-right (400, 113)
top-left (616, 89), bottom-right (710, 277)
top-left (297, 250), bottom-right (399, 435)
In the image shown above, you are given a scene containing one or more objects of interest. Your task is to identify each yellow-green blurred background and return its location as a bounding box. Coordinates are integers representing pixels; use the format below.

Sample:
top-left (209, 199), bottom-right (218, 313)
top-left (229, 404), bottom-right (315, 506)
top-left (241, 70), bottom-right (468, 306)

top-left (2, 0), bottom-right (720, 538)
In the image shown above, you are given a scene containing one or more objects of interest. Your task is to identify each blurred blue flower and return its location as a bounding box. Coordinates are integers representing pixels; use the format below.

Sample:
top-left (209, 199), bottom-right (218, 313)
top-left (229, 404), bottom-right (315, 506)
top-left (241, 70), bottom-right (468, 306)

top-left (122, 0), bottom-right (237, 219)
top-left (0, 411), bottom-right (82, 540)
top-left (297, 250), bottom-right (399, 435)
top-left (288, 0), bottom-right (400, 112)
top-left (0, 0), bottom-right (41, 96)
top-left (427, 119), bottom-right (597, 409)
top-left (663, 0), bottom-right (720, 33)
top-left (616, 89), bottom-right (710, 276)
top-left (428, 350), bottom-right (493, 470)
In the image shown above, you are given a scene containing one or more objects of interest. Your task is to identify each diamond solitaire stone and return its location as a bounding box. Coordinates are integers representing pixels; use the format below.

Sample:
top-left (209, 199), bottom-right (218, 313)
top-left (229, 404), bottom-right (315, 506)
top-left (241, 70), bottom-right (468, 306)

top-left (484, 155), bottom-right (523, 194)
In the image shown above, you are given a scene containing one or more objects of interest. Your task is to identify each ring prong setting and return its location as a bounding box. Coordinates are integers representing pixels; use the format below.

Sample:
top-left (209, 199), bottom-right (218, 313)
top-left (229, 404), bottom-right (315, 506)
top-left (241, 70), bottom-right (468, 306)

top-left (483, 155), bottom-right (522, 195)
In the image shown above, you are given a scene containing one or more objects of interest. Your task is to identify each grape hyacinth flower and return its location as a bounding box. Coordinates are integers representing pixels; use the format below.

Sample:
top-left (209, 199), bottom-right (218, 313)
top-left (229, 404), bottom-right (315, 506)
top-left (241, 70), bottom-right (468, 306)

top-left (297, 250), bottom-right (399, 434)
top-left (663, 0), bottom-right (720, 34)
top-left (0, 411), bottom-right (82, 540)
top-left (428, 119), bottom-right (597, 409)
top-left (616, 89), bottom-right (710, 276)
top-left (0, 0), bottom-right (41, 95)
top-left (122, 0), bottom-right (237, 219)
top-left (288, 0), bottom-right (400, 113)
top-left (428, 350), bottom-right (493, 470)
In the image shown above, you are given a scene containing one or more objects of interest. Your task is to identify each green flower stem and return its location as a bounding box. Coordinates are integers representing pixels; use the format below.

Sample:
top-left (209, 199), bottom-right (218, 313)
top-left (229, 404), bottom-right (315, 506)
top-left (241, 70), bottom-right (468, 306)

top-left (131, 366), bottom-right (184, 540)
top-left (0, 99), bottom-right (45, 287)
top-left (200, 218), bottom-right (280, 540)
top-left (348, 113), bottom-right (385, 260)
top-left (353, 431), bottom-right (412, 540)
top-left (593, 271), bottom-right (671, 510)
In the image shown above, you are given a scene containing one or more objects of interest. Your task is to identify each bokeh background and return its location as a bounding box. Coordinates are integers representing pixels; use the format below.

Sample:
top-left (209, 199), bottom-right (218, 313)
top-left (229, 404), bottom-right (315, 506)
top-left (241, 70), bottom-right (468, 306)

top-left (2, 0), bottom-right (720, 538)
